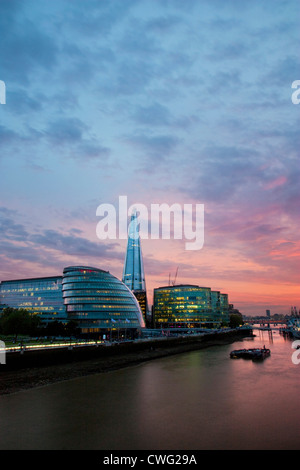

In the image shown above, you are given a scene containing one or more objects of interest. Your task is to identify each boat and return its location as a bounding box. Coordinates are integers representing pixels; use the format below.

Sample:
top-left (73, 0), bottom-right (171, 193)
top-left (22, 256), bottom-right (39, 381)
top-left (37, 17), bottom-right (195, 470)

top-left (286, 317), bottom-right (300, 339)
top-left (230, 347), bottom-right (270, 361)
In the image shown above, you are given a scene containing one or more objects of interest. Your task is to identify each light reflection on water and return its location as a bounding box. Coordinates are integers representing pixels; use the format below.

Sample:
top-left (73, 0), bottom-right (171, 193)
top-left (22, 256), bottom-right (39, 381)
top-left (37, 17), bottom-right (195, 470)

top-left (0, 331), bottom-right (299, 450)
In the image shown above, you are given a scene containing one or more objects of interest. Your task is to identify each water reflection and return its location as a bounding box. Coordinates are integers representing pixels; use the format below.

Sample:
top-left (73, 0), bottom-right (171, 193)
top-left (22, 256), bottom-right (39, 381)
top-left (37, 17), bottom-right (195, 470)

top-left (0, 331), bottom-right (299, 450)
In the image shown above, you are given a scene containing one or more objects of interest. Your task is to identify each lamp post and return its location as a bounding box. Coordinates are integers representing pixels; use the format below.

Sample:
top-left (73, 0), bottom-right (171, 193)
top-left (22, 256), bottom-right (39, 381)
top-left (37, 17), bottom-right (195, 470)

top-left (111, 318), bottom-right (116, 342)
top-left (125, 318), bottom-right (130, 341)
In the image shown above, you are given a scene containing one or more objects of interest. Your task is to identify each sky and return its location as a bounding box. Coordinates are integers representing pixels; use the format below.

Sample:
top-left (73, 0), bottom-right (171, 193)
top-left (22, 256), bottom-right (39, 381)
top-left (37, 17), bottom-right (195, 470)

top-left (0, 0), bottom-right (299, 316)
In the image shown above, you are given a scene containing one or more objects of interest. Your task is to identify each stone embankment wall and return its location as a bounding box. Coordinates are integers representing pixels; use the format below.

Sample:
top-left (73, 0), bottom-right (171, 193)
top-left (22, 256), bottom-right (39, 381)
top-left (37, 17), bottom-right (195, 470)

top-left (3, 329), bottom-right (252, 371)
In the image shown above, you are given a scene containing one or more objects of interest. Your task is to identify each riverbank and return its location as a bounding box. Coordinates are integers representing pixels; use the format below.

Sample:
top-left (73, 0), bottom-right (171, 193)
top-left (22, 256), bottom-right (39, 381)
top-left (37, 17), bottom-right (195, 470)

top-left (0, 329), bottom-right (252, 395)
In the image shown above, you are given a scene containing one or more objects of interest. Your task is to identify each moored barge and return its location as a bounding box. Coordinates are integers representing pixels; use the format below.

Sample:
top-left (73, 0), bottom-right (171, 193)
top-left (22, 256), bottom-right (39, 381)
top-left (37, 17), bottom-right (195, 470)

top-left (230, 347), bottom-right (270, 361)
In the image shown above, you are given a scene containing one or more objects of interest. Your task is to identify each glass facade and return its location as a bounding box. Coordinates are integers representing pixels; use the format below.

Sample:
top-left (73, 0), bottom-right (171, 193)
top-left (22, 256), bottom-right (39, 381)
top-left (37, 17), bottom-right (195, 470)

top-left (0, 269), bottom-right (230, 333)
top-left (0, 276), bottom-right (67, 323)
top-left (122, 210), bottom-right (146, 292)
top-left (133, 290), bottom-right (147, 318)
top-left (154, 285), bottom-right (229, 328)
top-left (122, 209), bottom-right (149, 321)
top-left (62, 266), bottom-right (145, 333)
top-left (220, 293), bottom-right (229, 317)
top-left (211, 290), bottom-right (221, 321)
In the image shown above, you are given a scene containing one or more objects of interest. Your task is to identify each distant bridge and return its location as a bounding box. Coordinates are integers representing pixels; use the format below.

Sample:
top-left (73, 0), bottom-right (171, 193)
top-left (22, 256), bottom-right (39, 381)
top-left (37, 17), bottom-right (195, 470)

top-left (245, 319), bottom-right (286, 328)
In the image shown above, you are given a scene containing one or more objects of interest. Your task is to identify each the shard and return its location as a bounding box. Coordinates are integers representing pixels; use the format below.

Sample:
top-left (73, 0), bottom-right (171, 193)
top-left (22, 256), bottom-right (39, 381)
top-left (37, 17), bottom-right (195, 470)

top-left (122, 208), bottom-right (148, 322)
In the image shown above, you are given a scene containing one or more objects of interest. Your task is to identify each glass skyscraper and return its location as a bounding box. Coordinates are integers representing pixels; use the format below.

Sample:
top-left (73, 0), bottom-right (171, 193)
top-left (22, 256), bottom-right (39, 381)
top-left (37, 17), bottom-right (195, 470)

top-left (122, 209), bottom-right (149, 321)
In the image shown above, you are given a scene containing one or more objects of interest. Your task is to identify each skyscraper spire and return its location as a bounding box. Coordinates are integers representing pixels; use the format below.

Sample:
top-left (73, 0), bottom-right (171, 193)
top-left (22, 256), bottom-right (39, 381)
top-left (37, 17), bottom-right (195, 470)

top-left (122, 208), bottom-right (148, 321)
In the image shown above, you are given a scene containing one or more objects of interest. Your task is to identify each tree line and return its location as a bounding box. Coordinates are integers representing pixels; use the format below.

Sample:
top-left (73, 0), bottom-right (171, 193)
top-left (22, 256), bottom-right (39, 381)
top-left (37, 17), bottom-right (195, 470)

top-left (0, 307), bottom-right (78, 340)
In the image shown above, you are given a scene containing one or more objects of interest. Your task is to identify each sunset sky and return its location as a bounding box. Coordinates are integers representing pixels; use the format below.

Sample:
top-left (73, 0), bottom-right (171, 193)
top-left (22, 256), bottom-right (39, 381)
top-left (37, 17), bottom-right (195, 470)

top-left (0, 0), bottom-right (299, 316)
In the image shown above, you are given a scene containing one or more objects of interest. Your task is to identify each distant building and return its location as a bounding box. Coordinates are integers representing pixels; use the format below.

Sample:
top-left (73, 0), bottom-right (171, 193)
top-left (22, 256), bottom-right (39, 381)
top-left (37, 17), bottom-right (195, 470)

top-left (228, 303), bottom-right (243, 322)
top-left (122, 208), bottom-right (149, 323)
top-left (153, 285), bottom-right (229, 328)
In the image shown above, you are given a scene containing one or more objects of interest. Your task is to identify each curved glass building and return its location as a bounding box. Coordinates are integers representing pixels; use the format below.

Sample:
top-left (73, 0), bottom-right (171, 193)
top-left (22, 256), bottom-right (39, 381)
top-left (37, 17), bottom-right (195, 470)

top-left (62, 266), bottom-right (145, 335)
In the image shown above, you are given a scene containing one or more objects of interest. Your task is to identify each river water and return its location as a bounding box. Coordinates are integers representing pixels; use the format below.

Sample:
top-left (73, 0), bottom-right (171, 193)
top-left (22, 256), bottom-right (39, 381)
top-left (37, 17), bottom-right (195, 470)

top-left (0, 329), bottom-right (299, 450)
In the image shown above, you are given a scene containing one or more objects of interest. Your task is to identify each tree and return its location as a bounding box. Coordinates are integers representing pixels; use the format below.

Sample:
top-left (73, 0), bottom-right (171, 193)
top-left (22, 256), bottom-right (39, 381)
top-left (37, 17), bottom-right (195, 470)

top-left (0, 307), bottom-right (41, 340)
top-left (229, 314), bottom-right (244, 328)
top-left (44, 320), bottom-right (65, 337)
top-left (65, 320), bottom-right (79, 338)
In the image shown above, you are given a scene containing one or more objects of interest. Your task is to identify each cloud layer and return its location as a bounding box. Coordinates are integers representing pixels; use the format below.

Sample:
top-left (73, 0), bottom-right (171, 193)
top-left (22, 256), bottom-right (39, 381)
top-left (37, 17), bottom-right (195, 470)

top-left (1, 0), bottom-right (299, 315)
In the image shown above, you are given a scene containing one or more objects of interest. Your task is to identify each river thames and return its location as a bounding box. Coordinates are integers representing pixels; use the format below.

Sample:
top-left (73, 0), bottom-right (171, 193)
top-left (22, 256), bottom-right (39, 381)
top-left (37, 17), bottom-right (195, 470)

top-left (0, 329), bottom-right (299, 450)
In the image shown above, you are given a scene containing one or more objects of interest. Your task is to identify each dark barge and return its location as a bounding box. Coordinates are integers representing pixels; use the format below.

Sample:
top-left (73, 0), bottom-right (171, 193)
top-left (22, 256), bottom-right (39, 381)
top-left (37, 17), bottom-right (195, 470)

top-left (230, 347), bottom-right (271, 361)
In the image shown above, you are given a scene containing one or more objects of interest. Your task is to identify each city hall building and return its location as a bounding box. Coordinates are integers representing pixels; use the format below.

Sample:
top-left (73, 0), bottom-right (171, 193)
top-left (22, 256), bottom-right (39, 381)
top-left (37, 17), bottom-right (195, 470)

top-left (62, 266), bottom-right (145, 333)
top-left (153, 285), bottom-right (229, 328)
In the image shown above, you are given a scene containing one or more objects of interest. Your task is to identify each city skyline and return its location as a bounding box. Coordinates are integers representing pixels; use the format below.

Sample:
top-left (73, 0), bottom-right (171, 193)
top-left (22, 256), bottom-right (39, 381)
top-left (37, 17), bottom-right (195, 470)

top-left (0, 0), bottom-right (300, 316)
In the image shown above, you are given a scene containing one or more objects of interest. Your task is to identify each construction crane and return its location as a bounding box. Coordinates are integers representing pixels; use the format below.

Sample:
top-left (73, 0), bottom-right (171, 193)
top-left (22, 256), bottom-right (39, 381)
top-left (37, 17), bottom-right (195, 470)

top-left (172, 267), bottom-right (178, 286)
top-left (168, 267), bottom-right (179, 286)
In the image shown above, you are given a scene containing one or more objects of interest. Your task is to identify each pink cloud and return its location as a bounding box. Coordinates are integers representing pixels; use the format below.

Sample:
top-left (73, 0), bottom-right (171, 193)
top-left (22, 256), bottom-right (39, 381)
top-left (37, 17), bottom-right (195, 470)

top-left (264, 175), bottom-right (287, 190)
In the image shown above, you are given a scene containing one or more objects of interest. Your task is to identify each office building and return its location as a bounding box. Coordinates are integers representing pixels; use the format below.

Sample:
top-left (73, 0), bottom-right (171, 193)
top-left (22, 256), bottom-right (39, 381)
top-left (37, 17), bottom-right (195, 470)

top-left (153, 284), bottom-right (229, 328)
top-left (220, 293), bottom-right (229, 316)
top-left (0, 276), bottom-right (67, 323)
